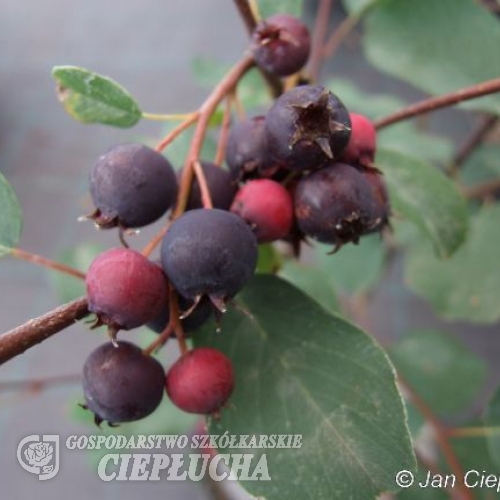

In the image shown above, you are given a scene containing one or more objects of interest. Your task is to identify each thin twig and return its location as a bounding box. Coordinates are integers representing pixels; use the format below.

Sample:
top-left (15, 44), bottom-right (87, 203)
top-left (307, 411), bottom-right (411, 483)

top-left (448, 115), bottom-right (498, 175)
top-left (233, 0), bottom-right (257, 32)
top-left (462, 177), bottom-right (500, 199)
top-left (173, 55), bottom-right (254, 218)
top-left (375, 77), bottom-right (500, 130)
top-left (155, 113), bottom-right (199, 153)
top-left (10, 247), bottom-right (85, 280)
top-left (446, 426), bottom-right (500, 438)
top-left (400, 377), bottom-right (475, 500)
top-left (232, 0), bottom-right (282, 98)
top-left (169, 287), bottom-right (188, 356)
top-left (0, 373), bottom-right (81, 392)
top-left (214, 95), bottom-right (233, 166)
top-left (308, 0), bottom-right (333, 81)
top-left (193, 160), bottom-right (214, 209)
top-left (0, 297), bottom-right (90, 366)
top-left (143, 324), bottom-right (174, 356)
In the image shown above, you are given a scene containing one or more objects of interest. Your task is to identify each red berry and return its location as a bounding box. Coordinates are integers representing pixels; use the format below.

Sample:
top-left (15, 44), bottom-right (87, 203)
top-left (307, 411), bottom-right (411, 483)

top-left (341, 113), bottom-right (377, 166)
top-left (86, 248), bottom-right (168, 330)
top-left (230, 179), bottom-right (293, 243)
top-left (252, 14), bottom-right (311, 77)
top-left (165, 348), bottom-right (234, 415)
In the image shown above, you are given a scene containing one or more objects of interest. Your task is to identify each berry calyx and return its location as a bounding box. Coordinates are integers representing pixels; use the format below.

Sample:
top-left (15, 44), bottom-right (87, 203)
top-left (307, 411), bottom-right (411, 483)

top-left (252, 14), bottom-right (311, 77)
top-left (165, 347), bottom-right (234, 415)
top-left (340, 113), bottom-right (377, 166)
top-left (265, 85), bottom-right (351, 171)
top-left (294, 163), bottom-right (377, 250)
top-left (161, 209), bottom-right (258, 311)
top-left (86, 248), bottom-right (168, 332)
top-left (231, 179), bottom-right (294, 242)
top-left (83, 341), bottom-right (165, 425)
top-left (89, 143), bottom-right (177, 229)
top-left (182, 161), bottom-right (237, 211)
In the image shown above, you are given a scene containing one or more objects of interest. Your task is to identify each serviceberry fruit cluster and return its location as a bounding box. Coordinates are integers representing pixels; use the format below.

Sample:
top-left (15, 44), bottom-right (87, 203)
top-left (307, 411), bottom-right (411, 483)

top-left (78, 12), bottom-right (390, 426)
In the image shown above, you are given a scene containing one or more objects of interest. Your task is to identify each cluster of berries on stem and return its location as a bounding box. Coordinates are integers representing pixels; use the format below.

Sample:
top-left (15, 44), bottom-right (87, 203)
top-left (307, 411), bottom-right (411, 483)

top-left (74, 11), bottom-right (389, 425)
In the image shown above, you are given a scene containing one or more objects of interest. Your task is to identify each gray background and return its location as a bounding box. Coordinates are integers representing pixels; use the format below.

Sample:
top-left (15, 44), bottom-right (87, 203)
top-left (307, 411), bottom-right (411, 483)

top-left (1, 1), bottom-right (499, 499)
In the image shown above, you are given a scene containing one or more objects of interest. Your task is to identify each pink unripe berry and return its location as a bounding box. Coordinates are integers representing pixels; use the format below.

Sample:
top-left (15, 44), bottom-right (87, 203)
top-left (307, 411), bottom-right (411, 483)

top-left (86, 248), bottom-right (168, 330)
top-left (341, 113), bottom-right (377, 166)
top-left (230, 179), bottom-right (293, 243)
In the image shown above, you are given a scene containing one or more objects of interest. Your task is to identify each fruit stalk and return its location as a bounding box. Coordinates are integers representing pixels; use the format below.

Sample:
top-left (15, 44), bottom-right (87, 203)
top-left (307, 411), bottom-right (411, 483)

top-left (232, 0), bottom-right (282, 97)
top-left (173, 54), bottom-right (254, 217)
top-left (308, 0), bottom-right (333, 81)
top-left (0, 297), bottom-right (89, 365)
top-left (375, 76), bottom-right (500, 129)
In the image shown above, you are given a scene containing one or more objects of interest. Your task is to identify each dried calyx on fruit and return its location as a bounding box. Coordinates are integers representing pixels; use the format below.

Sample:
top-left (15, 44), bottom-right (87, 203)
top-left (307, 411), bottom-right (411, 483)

top-left (86, 248), bottom-right (168, 339)
top-left (231, 179), bottom-right (293, 243)
top-left (251, 13), bottom-right (311, 77)
top-left (265, 85), bottom-right (351, 171)
top-left (294, 163), bottom-right (386, 251)
top-left (88, 143), bottom-right (178, 229)
top-left (161, 209), bottom-right (258, 313)
top-left (165, 347), bottom-right (234, 415)
top-left (82, 341), bottom-right (165, 426)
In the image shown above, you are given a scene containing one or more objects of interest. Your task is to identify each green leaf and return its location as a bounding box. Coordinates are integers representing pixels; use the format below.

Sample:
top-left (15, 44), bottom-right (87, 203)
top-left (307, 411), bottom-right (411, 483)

top-left (484, 386), bottom-right (500, 468)
top-left (377, 149), bottom-right (468, 258)
top-left (329, 78), bottom-right (453, 163)
top-left (279, 259), bottom-right (339, 313)
top-left (256, 244), bottom-right (282, 274)
top-left (258, 0), bottom-right (303, 18)
top-left (390, 330), bottom-right (487, 416)
top-left (52, 66), bottom-right (142, 128)
top-left (194, 275), bottom-right (416, 500)
top-left (405, 204), bottom-right (500, 323)
top-left (312, 234), bottom-right (386, 295)
top-left (363, 0), bottom-right (500, 115)
top-left (0, 172), bottom-right (22, 257)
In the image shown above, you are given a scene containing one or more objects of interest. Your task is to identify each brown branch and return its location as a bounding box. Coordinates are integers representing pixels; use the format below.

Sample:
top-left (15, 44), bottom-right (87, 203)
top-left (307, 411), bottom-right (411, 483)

top-left (155, 113), bottom-right (199, 153)
top-left (173, 54), bottom-right (254, 218)
top-left (233, 0), bottom-right (257, 33)
top-left (323, 13), bottom-right (361, 60)
top-left (453, 115), bottom-right (497, 167)
top-left (142, 55), bottom-right (254, 258)
top-left (308, 0), bottom-right (333, 81)
top-left (214, 95), bottom-right (233, 166)
top-left (193, 160), bottom-right (214, 209)
top-left (375, 77), bottom-right (500, 130)
top-left (462, 177), bottom-right (500, 199)
top-left (0, 373), bottom-right (81, 392)
top-left (0, 297), bottom-right (90, 366)
top-left (10, 247), bottom-right (85, 280)
top-left (400, 378), bottom-right (475, 500)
